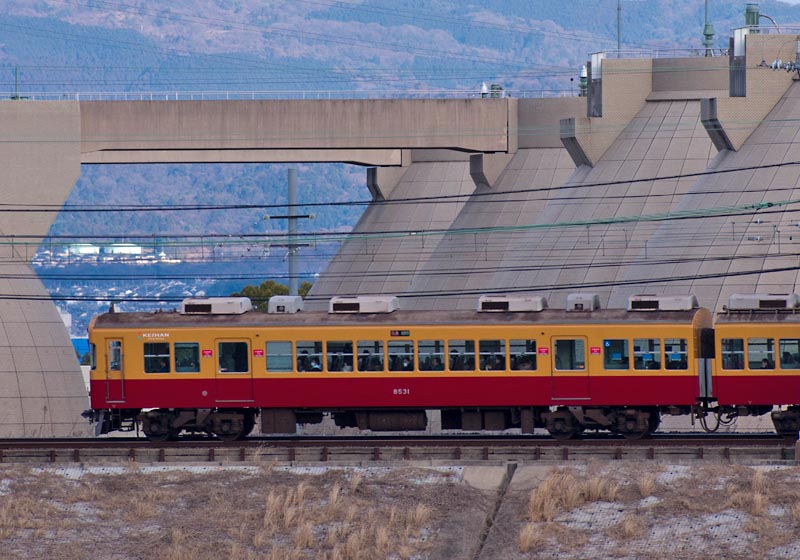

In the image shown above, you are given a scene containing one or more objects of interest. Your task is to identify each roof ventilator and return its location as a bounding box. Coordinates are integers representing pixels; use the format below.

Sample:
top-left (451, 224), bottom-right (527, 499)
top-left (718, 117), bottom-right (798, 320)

top-left (477, 295), bottom-right (547, 312)
top-left (180, 297), bottom-right (253, 315)
top-left (267, 295), bottom-right (304, 314)
top-left (566, 293), bottom-right (600, 312)
top-left (329, 296), bottom-right (399, 314)
top-left (628, 295), bottom-right (698, 312)
top-left (726, 293), bottom-right (800, 311)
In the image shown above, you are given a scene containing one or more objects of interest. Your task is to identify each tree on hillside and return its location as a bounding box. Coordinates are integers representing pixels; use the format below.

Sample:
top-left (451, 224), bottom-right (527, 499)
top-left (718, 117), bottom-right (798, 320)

top-left (231, 280), bottom-right (312, 311)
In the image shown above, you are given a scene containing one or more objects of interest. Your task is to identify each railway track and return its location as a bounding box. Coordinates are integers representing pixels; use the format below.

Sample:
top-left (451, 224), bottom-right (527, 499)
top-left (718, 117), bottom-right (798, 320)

top-left (0, 433), bottom-right (796, 465)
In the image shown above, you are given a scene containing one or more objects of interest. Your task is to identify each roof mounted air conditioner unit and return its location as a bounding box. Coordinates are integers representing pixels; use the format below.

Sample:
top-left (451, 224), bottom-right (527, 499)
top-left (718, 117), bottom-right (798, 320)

top-left (477, 295), bottom-right (547, 312)
top-left (566, 293), bottom-right (600, 312)
top-left (329, 296), bottom-right (399, 314)
top-left (180, 297), bottom-right (252, 315)
top-left (727, 293), bottom-right (800, 310)
top-left (628, 294), bottom-right (698, 311)
top-left (267, 295), bottom-right (304, 314)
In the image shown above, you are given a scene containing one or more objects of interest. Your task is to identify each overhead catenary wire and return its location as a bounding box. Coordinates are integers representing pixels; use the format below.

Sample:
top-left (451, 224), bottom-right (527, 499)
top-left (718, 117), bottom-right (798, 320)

top-left (2, 159), bottom-right (800, 215)
top-left (8, 259), bottom-right (800, 304)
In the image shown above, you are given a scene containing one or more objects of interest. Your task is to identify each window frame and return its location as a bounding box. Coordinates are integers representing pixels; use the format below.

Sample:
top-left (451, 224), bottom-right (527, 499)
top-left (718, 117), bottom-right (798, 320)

top-left (603, 339), bottom-right (630, 370)
top-left (217, 340), bottom-right (250, 374)
top-left (174, 342), bottom-right (200, 374)
top-left (266, 341), bottom-right (294, 373)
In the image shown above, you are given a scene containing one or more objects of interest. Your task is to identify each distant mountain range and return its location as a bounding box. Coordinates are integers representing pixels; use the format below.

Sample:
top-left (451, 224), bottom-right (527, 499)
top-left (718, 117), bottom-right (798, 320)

top-left (6, 1), bottom-right (799, 96)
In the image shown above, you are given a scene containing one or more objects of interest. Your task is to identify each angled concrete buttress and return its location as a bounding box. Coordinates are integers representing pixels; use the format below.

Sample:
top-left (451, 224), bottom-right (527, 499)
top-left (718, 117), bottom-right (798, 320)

top-left (0, 101), bottom-right (90, 437)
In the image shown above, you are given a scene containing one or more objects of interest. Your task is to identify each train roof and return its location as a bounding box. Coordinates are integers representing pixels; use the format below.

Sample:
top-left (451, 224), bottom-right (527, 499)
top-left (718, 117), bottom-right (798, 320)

top-left (715, 309), bottom-right (800, 324)
top-left (91, 307), bottom-right (709, 330)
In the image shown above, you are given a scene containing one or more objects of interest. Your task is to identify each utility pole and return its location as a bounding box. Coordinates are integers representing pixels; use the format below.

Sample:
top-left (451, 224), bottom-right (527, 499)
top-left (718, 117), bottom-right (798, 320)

top-left (287, 168), bottom-right (299, 296)
top-left (617, 0), bottom-right (621, 52)
top-left (264, 169), bottom-right (312, 296)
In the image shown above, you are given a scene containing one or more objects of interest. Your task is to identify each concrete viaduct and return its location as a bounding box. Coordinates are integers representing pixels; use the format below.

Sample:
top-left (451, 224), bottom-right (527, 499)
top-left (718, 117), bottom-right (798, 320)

top-left (1, 30), bottom-right (799, 436)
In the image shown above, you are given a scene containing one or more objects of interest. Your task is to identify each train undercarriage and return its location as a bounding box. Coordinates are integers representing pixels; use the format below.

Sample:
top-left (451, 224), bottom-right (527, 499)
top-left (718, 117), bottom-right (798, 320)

top-left (85, 403), bottom-right (800, 441)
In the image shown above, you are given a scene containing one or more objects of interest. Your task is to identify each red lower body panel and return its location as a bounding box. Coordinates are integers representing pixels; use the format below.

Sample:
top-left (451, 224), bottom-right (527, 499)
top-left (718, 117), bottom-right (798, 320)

top-left (715, 375), bottom-right (800, 406)
top-left (91, 374), bottom-right (700, 410)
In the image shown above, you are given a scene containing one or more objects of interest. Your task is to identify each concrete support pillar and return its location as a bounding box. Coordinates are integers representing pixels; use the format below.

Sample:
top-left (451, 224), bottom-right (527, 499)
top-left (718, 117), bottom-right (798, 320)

top-left (0, 101), bottom-right (89, 436)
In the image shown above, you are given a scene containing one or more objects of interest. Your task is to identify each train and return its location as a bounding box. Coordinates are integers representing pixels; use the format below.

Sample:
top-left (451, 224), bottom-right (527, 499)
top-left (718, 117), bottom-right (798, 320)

top-left (82, 292), bottom-right (800, 441)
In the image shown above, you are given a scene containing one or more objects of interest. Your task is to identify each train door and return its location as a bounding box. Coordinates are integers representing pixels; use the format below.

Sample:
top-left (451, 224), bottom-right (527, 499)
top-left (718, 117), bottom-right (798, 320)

top-left (551, 336), bottom-right (590, 399)
top-left (105, 339), bottom-right (125, 403)
top-left (215, 339), bottom-right (254, 403)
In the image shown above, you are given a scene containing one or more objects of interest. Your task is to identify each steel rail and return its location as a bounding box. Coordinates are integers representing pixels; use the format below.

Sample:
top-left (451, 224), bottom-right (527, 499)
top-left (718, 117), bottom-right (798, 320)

top-left (0, 434), bottom-right (795, 465)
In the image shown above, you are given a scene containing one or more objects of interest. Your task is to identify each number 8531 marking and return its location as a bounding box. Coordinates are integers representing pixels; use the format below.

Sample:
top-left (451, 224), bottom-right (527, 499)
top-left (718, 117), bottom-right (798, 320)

top-left (392, 388), bottom-right (410, 396)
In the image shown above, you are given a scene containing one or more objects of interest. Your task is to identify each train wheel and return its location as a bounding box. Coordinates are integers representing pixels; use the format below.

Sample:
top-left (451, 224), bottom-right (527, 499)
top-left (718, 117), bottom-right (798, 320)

top-left (547, 418), bottom-right (579, 440)
top-left (212, 415), bottom-right (246, 442)
top-left (619, 427), bottom-right (648, 440)
top-left (142, 416), bottom-right (176, 442)
top-left (614, 408), bottom-right (657, 440)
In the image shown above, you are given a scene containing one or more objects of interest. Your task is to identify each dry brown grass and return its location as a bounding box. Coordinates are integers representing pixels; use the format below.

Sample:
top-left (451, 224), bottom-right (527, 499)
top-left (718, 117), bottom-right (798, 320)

top-left (791, 502), bottom-right (800, 523)
top-left (0, 465), bottom-right (480, 560)
top-left (612, 514), bottom-right (645, 540)
top-left (527, 468), bottom-right (621, 523)
top-left (509, 464), bottom-right (800, 560)
top-left (637, 473), bottom-right (657, 498)
top-left (751, 469), bottom-right (768, 494)
top-left (349, 472), bottom-right (363, 494)
top-left (518, 522), bottom-right (544, 552)
top-left (327, 481), bottom-right (342, 516)
top-left (751, 492), bottom-right (768, 516)
top-left (293, 521), bottom-right (315, 549)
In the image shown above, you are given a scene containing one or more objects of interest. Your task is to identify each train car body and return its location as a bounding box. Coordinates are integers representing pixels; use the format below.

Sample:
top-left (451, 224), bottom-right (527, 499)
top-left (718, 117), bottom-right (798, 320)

top-left (713, 293), bottom-right (800, 434)
top-left (85, 295), bottom-right (713, 440)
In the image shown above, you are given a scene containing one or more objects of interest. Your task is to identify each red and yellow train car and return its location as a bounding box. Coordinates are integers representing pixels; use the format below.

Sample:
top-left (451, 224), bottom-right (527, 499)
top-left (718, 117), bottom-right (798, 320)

top-left (714, 293), bottom-right (800, 434)
top-left (86, 294), bottom-right (713, 441)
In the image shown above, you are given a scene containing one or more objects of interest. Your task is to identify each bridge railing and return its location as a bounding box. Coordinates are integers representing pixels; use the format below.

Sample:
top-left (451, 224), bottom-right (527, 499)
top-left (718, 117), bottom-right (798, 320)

top-left (1, 89), bottom-right (579, 101)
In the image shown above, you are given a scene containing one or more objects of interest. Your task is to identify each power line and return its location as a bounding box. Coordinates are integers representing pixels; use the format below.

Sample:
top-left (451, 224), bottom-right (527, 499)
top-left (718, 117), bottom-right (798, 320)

top-left (8, 260), bottom-right (800, 304)
top-left (2, 160), bottom-right (800, 216)
top-left (20, 250), bottom-right (800, 282)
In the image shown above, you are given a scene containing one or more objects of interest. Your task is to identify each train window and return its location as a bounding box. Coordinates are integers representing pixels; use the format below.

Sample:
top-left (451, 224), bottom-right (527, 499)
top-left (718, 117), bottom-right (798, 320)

top-left (633, 339), bottom-right (661, 370)
top-left (144, 343), bottom-right (171, 373)
top-left (664, 339), bottom-right (688, 370)
top-left (90, 343), bottom-right (96, 370)
top-left (266, 341), bottom-right (293, 372)
top-left (554, 339), bottom-right (585, 370)
top-left (327, 341), bottom-right (353, 372)
top-left (510, 340), bottom-right (536, 371)
top-left (479, 340), bottom-right (506, 370)
top-left (108, 340), bottom-right (122, 371)
top-left (357, 341), bottom-right (384, 371)
top-left (721, 339), bottom-right (744, 370)
top-left (448, 340), bottom-right (475, 371)
top-left (419, 340), bottom-right (445, 371)
top-left (218, 341), bottom-right (249, 373)
top-left (779, 339), bottom-right (800, 370)
top-left (388, 341), bottom-right (415, 371)
top-left (296, 341), bottom-right (323, 372)
top-left (748, 338), bottom-right (775, 370)
top-left (603, 339), bottom-right (629, 370)
top-left (175, 343), bottom-right (199, 373)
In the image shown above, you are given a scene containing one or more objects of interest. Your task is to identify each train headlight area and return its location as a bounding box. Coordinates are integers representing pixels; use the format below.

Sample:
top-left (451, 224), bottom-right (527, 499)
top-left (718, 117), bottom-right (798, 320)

top-left (82, 293), bottom-right (800, 442)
